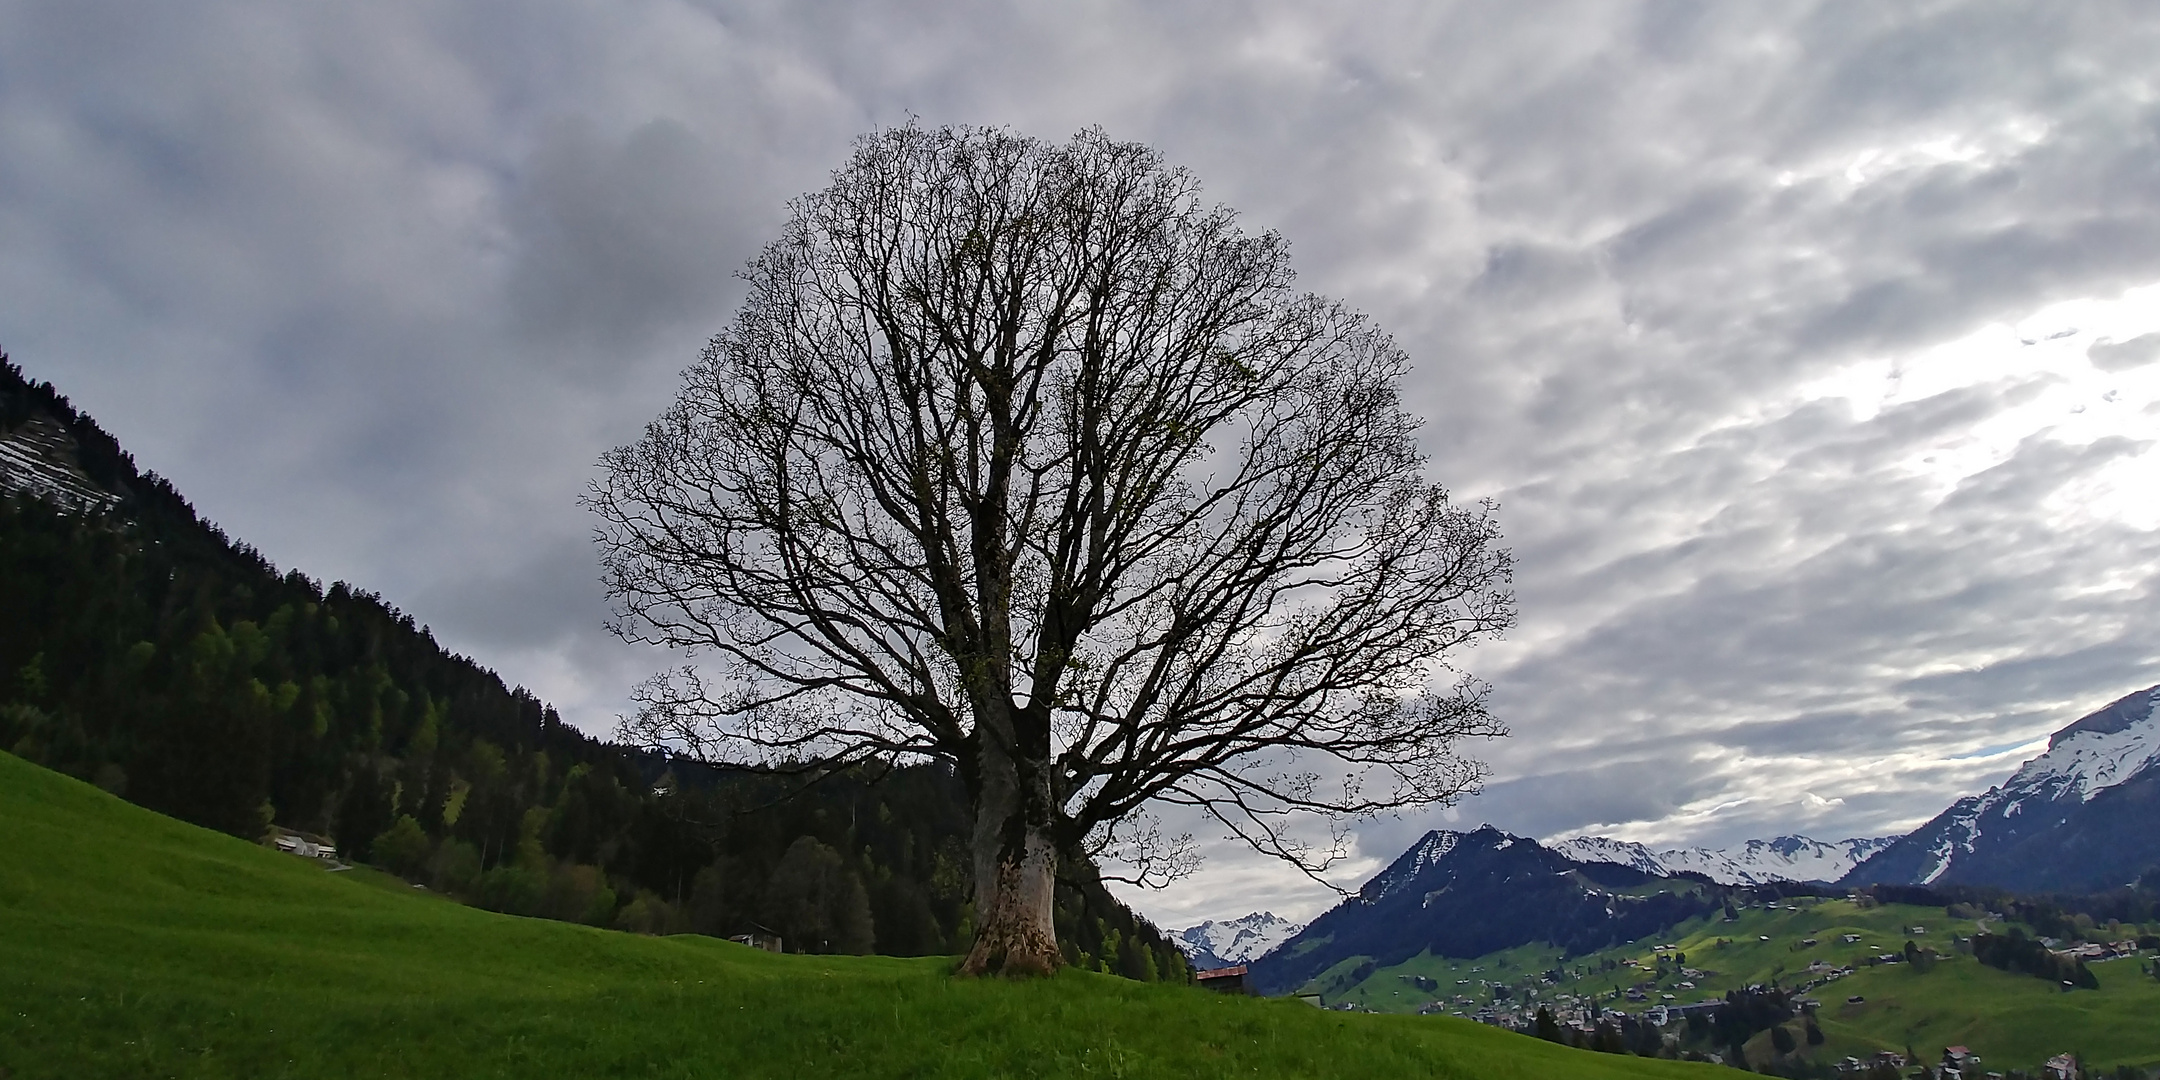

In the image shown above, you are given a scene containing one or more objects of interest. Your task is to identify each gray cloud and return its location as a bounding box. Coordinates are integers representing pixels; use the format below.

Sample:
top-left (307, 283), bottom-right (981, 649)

top-left (1447, 763), bottom-right (1739, 851)
top-left (2090, 333), bottom-right (2160, 372)
top-left (5, 0), bottom-right (2160, 925)
top-left (506, 118), bottom-right (754, 359)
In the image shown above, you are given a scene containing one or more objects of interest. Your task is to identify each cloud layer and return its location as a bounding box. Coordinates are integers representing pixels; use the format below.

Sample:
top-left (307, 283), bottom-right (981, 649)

top-left (5, 0), bottom-right (2160, 926)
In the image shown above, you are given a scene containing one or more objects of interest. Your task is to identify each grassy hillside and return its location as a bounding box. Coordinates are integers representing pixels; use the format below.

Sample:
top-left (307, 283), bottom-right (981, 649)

top-left (1320, 897), bottom-right (1993, 1013)
top-left (1324, 892), bottom-right (2160, 1073)
top-left (0, 751), bottom-right (1711, 1079)
top-left (1803, 953), bottom-right (2160, 1072)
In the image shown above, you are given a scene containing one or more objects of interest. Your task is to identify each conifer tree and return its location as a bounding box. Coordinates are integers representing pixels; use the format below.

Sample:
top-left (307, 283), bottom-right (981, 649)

top-left (1534, 1006), bottom-right (1562, 1043)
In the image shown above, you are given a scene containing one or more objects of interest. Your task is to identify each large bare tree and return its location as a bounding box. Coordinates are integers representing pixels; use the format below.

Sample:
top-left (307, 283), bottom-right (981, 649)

top-left (589, 125), bottom-right (1514, 977)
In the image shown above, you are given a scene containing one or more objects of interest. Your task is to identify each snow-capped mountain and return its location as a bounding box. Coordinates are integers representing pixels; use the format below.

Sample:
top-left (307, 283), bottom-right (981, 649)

top-left (1844, 684), bottom-right (2160, 893)
top-left (1359, 828), bottom-right (1468, 902)
top-left (1550, 834), bottom-right (1898, 885)
top-left (2001, 684), bottom-right (2160, 800)
top-left (1170, 912), bottom-right (1304, 971)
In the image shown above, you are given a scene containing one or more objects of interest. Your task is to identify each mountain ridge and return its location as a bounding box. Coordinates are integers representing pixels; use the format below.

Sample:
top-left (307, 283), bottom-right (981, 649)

top-left (1170, 911), bottom-right (1303, 971)
top-left (1843, 684), bottom-right (2160, 893)
top-left (1551, 833), bottom-right (1897, 885)
top-left (1248, 825), bottom-right (1725, 995)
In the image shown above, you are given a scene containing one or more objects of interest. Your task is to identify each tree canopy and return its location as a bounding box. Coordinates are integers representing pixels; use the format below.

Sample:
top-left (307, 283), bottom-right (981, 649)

top-left (591, 124), bottom-right (1515, 974)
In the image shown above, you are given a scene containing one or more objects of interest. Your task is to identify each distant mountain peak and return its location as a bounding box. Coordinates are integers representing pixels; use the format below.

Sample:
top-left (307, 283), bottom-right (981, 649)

top-left (2015, 686), bottom-right (2160, 799)
top-left (1170, 911), bottom-right (1304, 970)
top-left (1248, 824), bottom-right (1728, 995)
top-left (1843, 683), bottom-right (2160, 892)
top-left (2047, 685), bottom-right (2158, 750)
top-left (1360, 826), bottom-right (1523, 903)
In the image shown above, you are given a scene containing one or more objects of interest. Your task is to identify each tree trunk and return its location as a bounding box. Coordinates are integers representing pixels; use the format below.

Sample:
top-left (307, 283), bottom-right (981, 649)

top-left (959, 733), bottom-right (1062, 977)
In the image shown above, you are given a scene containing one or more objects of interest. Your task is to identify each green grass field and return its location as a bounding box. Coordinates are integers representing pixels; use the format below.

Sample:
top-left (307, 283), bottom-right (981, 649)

top-left (1323, 890), bottom-right (2160, 1074)
top-left (0, 752), bottom-right (1714, 1079)
top-left (1328, 896), bottom-right (2001, 1013)
top-left (1804, 952), bottom-right (2160, 1071)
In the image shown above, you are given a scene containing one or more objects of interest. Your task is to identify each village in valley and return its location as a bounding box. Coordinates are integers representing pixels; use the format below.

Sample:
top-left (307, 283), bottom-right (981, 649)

top-left (1220, 889), bottom-right (2160, 1076)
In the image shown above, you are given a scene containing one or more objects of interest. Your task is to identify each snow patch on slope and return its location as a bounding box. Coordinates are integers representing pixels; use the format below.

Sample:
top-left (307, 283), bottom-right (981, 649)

top-left (1912, 796), bottom-right (1990, 884)
top-left (1362, 829), bottom-right (1468, 902)
top-left (0, 415), bottom-right (114, 513)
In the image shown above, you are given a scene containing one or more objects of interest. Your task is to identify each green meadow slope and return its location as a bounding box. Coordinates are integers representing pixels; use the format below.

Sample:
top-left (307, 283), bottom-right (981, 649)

top-left (1804, 954), bottom-right (2160, 1071)
top-left (1327, 893), bottom-right (2160, 1073)
top-left (0, 751), bottom-right (1712, 1079)
top-left (1322, 897), bottom-right (1995, 1014)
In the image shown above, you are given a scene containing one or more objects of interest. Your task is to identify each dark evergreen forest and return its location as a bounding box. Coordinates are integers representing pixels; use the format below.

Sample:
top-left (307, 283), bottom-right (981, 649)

top-left (0, 352), bottom-right (1187, 980)
top-left (1970, 929), bottom-right (2099, 989)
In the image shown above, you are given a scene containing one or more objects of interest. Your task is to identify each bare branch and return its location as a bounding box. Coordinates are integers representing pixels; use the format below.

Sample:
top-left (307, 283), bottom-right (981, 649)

top-left (587, 123), bottom-right (1515, 908)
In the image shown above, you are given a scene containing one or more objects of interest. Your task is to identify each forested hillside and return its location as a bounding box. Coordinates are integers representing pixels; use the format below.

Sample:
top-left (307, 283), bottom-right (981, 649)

top-left (0, 352), bottom-right (1185, 978)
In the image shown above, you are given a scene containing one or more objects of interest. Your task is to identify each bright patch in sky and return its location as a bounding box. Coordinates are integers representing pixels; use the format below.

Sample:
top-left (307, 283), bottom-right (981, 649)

top-left (1836, 118), bottom-right (2052, 187)
top-left (1798, 282), bottom-right (2160, 529)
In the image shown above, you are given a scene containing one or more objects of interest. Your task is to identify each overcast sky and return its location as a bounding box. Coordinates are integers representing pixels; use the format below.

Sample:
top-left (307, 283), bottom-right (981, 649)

top-left (5, 1), bottom-right (2159, 928)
